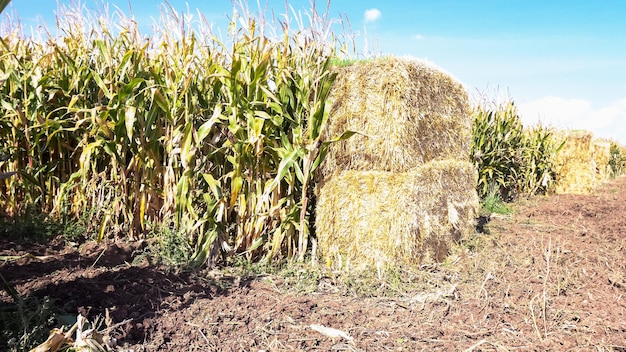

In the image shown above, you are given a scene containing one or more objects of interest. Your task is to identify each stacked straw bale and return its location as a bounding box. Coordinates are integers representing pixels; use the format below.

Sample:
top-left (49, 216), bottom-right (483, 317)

top-left (554, 130), bottom-right (597, 194)
top-left (316, 57), bottom-right (478, 271)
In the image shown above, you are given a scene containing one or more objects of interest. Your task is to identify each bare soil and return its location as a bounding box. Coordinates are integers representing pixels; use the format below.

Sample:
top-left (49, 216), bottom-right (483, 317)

top-left (2, 177), bottom-right (626, 351)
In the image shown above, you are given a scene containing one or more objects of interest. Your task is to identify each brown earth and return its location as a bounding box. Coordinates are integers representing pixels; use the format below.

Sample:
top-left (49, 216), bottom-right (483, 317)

top-left (2, 177), bottom-right (626, 351)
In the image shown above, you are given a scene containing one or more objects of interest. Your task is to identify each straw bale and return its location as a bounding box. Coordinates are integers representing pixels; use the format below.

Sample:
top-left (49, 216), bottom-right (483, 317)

top-left (555, 161), bottom-right (596, 195)
top-left (554, 130), bottom-right (595, 194)
top-left (592, 138), bottom-right (611, 181)
top-left (320, 57), bottom-right (471, 180)
top-left (315, 160), bottom-right (479, 271)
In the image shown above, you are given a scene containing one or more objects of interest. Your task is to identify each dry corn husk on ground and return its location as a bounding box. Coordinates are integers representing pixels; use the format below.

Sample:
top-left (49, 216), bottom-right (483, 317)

top-left (29, 313), bottom-right (129, 352)
top-left (316, 57), bottom-right (478, 271)
top-left (28, 328), bottom-right (68, 352)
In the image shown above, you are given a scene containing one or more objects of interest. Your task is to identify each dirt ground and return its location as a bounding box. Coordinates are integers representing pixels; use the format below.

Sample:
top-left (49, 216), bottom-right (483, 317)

top-left (2, 177), bottom-right (626, 351)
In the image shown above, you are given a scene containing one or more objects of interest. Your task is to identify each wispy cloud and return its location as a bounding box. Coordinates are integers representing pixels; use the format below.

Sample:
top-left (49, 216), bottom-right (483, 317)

top-left (518, 96), bottom-right (626, 144)
top-left (411, 34), bottom-right (424, 41)
top-left (364, 8), bottom-right (381, 23)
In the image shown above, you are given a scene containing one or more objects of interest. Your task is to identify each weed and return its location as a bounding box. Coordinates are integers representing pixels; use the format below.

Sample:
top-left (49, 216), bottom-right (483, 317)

top-left (329, 57), bottom-right (368, 67)
top-left (481, 186), bottom-right (513, 216)
top-left (133, 222), bottom-right (194, 270)
top-left (0, 205), bottom-right (98, 242)
top-left (0, 211), bottom-right (60, 241)
top-left (0, 291), bottom-right (65, 352)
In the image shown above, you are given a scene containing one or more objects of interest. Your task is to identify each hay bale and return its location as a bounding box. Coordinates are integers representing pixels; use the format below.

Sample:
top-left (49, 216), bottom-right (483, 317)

top-left (592, 138), bottom-right (611, 182)
top-left (554, 130), bottom-right (595, 194)
top-left (315, 160), bottom-right (479, 271)
top-left (320, 57), bottom-right (471, 180)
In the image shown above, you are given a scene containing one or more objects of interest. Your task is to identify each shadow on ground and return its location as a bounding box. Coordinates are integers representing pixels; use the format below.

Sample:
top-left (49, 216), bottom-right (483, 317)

top-left (0, 238), bottom-right (230, 346)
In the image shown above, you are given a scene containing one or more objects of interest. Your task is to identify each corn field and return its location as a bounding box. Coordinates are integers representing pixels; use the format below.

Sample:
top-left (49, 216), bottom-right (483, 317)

top-left (0, 1), bottom-right (353, 266)
top-left (471, 101), bottom-right (563, 200)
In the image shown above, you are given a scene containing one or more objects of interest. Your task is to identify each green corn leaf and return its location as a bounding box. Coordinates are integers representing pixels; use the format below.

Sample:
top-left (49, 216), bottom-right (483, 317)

top-left (0, 0), bottom-right (10, 14)
top-left (180, 123), bottom-right (195, 169)
top-left (103, 141), bottom-right (122, 163)
top-left (116, 49), bottom-right (135, 80)
top-left (249, 115), bottom-right (265, 139)
top-left (202, 173), bottom-right (223, 200)
top-left (254, 110), bottom-right (272, 121)
top-left (198, 106), bottom-right (222, 142)
top-left (94, 39), bottom-right (112, 66)
top-left (312, 130), bottom-right (358, 171)
top-left (152, 88), bottom-right (169, 113)
top-left (91, 71), bottom-right (112, 100)
top-left (189, 229), bottom-right (218, 268)
top-left (119, 77), bottom-right (145, 101)
top-left (124, 105), bottom-right (136, 142)
top-left (1, 99), bottom-right (15, 113)
top-left (19, 171), bottom-right (41, 189)
top-left (265, 147), bottom-right (300, 195)
top-left (97, 213), bottom-right (111, 243)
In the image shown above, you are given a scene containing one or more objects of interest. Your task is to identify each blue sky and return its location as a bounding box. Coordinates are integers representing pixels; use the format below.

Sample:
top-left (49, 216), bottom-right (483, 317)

top-left (4, 0), bottom-right (626, 144)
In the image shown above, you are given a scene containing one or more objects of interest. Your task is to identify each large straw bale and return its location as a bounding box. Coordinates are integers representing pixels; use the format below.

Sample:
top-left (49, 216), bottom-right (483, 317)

top-left (592, 138), bottom-right (611, 182)
top-left (315, 160), bottom-right (479, 271)
top-left (554, 130), bottom-right (595, 194)
top-left (320, 57), bottom-right (471, 180)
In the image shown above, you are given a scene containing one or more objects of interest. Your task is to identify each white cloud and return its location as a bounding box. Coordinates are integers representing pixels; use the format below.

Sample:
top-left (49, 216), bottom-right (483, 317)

top-left (411, 34), bottom-right (424, 41)
top-left (518, 96), bottom-right (591, 127)
top-left (518, 96), bottom-right (626, 145)
top-left (364, 8), bottom-right (381, 23)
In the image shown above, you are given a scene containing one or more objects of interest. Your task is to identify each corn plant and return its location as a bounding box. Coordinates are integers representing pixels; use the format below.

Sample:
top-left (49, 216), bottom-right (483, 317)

top-left (177, 1), bottom-right (354, 265)
top-left (608, 141), bottom-right (626, 178)
top-left (471, 102), bottom-right (526, 200)
top-left (521, 124), bottom-right (563, 195)
top-left (471, 101), bottom-right (562, 200)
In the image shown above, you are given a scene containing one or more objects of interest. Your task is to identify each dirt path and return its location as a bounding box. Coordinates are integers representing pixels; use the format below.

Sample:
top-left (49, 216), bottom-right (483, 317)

top-left (2, 177), bottom-right (626, 351)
